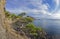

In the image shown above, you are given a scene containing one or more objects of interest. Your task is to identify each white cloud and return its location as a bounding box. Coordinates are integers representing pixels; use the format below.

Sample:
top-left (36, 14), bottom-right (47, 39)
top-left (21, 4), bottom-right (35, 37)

top-left (54, 0), bottom-right (60, 6)
top-left (6, 0), bottom-right (60, 19)
top-left (7, 1), bottom-right (49, 15)
top-left (52, 0), bottom-right (60, 12)
top-left (50, 10), bottom-right (60, 19)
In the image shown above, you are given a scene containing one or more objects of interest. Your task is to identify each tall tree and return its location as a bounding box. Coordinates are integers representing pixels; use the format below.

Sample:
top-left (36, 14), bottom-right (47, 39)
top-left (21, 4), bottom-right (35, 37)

top-left (0, 0), bottom-right (7, 39)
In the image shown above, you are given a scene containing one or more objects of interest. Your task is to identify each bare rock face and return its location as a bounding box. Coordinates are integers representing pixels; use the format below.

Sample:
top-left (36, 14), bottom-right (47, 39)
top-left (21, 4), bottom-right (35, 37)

top-left (0, 0), bottom-right (28, 39)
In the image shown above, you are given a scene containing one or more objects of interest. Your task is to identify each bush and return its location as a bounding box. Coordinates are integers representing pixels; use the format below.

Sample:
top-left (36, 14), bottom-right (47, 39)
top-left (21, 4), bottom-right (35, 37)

top-left (18, 12), bottom-right (26, 17)
top-left (25, 23), bottom-right (42, 36)
top-left (5, 11), bottom-right (11, 17)
top-left (25, 17), bottom-right (34, 22)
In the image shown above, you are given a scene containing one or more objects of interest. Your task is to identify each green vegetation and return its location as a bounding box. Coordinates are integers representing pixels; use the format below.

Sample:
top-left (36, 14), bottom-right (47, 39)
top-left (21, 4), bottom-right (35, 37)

top-left (5, 11), bottom-right (47, 39)
top-left (25, 17), bottom-right (34, 22)
top-left (18, 12), bottom-right (26, 17)
top-left (25, 23), bottom-right (42, 36)
top-left (5, 11), bottom-right (25, 19)
top-left (21, 23), bottom-right (46, 39)
top-left (26, 23), bottom-right (42, 31)
top-left (5, 11), bottom-right (11, 18)
top-left (5, 11), bottom-right (34, 22)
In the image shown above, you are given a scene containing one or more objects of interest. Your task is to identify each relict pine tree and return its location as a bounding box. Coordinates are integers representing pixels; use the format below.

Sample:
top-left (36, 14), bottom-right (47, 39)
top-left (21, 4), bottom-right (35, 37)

top-left (0, 0), bottom-right (6, 39)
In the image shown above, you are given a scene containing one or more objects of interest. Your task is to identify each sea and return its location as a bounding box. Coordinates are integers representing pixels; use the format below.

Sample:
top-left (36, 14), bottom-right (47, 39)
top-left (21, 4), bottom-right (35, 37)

top-left (33, 19), bottom-right (60, 38)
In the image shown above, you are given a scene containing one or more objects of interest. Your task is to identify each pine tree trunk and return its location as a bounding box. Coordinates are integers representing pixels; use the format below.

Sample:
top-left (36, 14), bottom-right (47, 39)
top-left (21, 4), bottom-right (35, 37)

top-left (0, 0), bottom-right (7, 39)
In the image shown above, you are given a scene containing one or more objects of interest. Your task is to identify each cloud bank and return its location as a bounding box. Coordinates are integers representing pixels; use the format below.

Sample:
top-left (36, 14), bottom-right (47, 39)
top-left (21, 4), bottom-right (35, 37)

top-left (6, 0), bottom-right (60, 19)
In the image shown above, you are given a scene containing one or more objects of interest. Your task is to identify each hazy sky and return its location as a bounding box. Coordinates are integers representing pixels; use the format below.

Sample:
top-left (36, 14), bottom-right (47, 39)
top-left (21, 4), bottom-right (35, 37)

top-left (5, 0), bottom-right (60, 19)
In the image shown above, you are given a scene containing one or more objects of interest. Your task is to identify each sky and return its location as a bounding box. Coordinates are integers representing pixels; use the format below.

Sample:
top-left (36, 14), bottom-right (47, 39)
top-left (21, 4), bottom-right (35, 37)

top-left (5, 0), bottom-right (60, 19)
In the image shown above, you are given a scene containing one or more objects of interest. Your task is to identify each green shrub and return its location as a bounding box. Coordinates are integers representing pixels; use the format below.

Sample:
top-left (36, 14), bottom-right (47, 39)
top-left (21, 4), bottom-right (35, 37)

top-left (18, 12), bottom-right (26, 17)
top-left (25, 23), bottom-right (42, 36)
top-left (25, 17), bottom-right (34, 22)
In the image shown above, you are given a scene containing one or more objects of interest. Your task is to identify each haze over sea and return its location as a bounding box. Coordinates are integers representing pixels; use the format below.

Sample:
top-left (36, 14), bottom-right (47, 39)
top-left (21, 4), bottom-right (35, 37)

top-left (33, 19), bottom-right (60, 35)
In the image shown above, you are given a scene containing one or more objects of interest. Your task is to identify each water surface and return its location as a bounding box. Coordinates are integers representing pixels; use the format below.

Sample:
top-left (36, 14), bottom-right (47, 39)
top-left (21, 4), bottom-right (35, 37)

top-left (33, 19), bottom-right (60, 35)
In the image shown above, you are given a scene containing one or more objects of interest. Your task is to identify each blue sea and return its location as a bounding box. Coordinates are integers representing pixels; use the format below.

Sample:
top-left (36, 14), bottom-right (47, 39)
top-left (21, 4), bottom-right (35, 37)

top-left (33, 19), bottom-right (60, 36)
